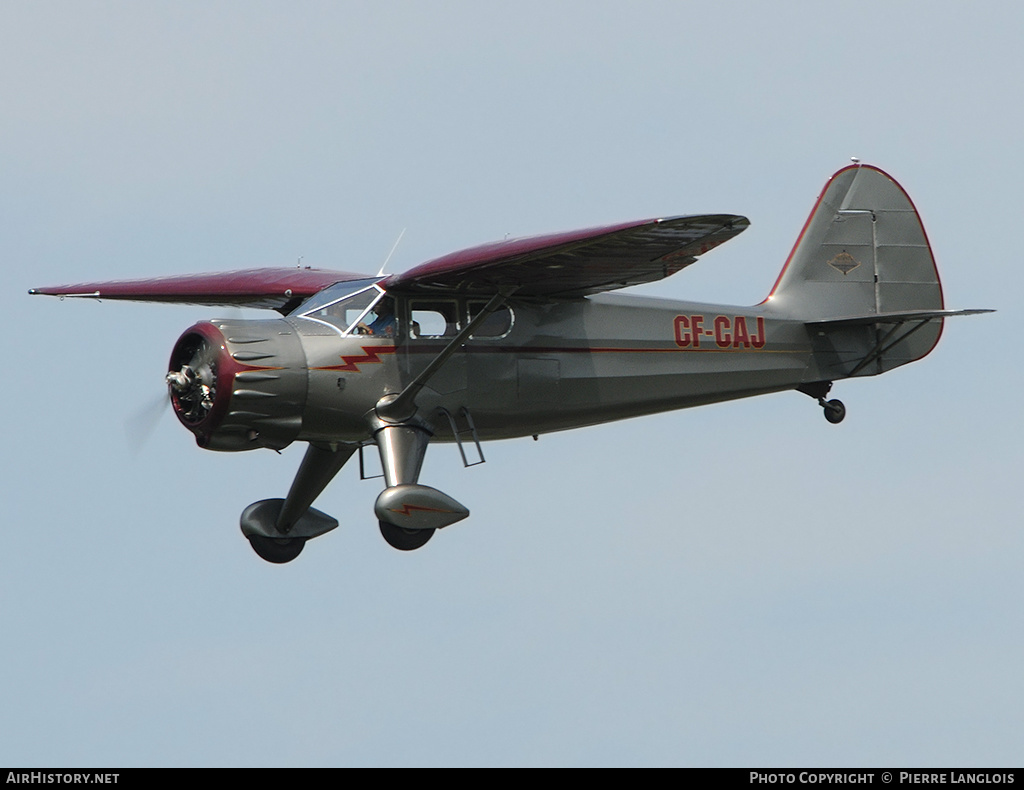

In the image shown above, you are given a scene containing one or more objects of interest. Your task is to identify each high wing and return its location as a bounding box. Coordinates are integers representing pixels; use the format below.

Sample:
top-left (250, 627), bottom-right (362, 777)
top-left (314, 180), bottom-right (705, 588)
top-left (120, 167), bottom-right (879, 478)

top-left (29, 215), bottom-right (748, 309)
top-left (28, 267), bottom-right (370, 312)
top-left (386, 214), bottom-right (749, 297)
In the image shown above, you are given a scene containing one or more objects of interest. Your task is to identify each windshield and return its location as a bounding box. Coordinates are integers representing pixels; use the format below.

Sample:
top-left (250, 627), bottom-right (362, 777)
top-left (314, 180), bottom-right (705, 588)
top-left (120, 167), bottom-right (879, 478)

top-left (295, 279), bottom-right (385, 335)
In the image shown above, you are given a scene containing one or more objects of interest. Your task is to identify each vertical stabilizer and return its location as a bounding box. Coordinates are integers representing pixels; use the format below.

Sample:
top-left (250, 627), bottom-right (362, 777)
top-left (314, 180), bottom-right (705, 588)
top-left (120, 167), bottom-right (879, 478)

top-left (766, 165), bottom-right (944, 321)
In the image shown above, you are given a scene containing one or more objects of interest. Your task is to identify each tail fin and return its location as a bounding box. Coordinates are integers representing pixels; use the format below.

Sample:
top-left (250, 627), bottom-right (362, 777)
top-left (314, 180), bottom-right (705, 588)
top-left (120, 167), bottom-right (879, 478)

top-left (767, 165), bottom-right (946, 376)
top-left (767, 164), bottom-right (944, 320)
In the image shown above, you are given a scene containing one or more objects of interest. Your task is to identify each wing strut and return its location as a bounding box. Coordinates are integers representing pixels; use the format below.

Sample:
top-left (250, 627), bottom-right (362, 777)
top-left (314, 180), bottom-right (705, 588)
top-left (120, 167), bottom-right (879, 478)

top-left (847, 320), bottom-right (931, 377)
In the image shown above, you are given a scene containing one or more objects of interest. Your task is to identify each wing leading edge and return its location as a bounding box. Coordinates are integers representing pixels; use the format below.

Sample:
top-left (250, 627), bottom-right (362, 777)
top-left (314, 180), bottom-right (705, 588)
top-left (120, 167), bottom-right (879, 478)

top-left (28, 267), bottom-right (371, 312)
top-left (387, 214), bottom-right (749, 297)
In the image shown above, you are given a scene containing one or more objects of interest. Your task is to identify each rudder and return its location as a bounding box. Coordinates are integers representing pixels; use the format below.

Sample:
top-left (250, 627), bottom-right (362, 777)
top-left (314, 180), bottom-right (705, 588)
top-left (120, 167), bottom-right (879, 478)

top-left (766, 165), bottom-right (944, 321)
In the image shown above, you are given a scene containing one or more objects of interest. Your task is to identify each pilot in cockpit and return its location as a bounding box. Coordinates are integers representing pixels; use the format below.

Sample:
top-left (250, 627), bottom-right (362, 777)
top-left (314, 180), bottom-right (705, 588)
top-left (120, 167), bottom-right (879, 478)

top-left (358, 296), bottom-right (397, 337)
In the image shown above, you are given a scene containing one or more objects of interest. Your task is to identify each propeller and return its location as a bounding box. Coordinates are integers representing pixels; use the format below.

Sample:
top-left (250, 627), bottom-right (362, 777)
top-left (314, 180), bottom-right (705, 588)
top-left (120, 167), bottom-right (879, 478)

top-left (125, 388), bottom-right (171, 455)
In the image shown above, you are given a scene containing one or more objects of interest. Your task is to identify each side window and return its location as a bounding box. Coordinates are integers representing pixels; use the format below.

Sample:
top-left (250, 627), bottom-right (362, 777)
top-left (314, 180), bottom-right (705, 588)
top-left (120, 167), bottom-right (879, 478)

top-left (468, 301), bottom-right (514, 338)
top-left (408, 300), bottom-right (460, 339)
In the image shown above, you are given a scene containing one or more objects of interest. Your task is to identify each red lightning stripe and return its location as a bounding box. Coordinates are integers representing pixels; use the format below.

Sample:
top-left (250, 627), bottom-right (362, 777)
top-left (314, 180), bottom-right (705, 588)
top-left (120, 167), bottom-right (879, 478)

top-left (387, 504), bottom-right (454, 518)
top-left (313, 345), bottom-right (397, 373)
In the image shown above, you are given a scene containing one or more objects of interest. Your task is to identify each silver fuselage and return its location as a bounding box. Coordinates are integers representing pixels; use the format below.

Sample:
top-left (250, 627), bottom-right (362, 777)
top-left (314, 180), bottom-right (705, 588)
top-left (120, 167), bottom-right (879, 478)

top-left (288, 291), bottom-right (839, 444)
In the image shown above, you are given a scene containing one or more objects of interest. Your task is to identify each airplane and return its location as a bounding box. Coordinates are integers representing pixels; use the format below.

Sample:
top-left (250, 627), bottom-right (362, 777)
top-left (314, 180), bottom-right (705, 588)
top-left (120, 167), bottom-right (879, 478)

top-left (29, 163), bottom-right (991, 562)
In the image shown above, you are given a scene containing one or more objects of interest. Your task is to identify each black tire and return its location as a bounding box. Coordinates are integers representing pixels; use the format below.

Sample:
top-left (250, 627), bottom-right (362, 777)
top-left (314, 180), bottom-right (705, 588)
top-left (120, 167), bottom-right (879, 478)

top-left (247, 535), bottom-right (306, 564)
top-left (823, 399), bottom-right (846, 424)
top-left (379, 521), bottom-right (435, 551)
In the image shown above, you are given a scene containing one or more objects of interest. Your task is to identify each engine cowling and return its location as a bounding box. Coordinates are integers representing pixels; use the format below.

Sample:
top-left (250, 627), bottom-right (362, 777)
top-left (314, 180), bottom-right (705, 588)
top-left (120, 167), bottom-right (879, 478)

top-left (167, 319), bottom-right (308, 451)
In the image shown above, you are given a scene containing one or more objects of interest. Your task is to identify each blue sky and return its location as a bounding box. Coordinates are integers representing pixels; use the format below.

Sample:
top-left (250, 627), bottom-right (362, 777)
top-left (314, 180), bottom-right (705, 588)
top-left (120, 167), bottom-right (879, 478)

top-left (2, 1), bottom-right (1020, 767)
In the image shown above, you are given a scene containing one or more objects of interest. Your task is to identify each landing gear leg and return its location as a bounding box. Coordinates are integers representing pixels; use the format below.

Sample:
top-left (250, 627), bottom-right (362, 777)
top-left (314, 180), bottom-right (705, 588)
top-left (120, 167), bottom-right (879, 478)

top-left (373, 422), bottom-right (435, 551)
top-left (276, 443), bottom-right (356, 532)
top-left (369, 417), bottom-right (469, 550)
top-left (240, 443), bottom-right (356, 563)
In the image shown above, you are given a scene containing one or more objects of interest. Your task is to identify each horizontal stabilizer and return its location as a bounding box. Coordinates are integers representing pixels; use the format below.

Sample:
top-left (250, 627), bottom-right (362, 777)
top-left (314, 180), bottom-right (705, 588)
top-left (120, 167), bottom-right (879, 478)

top-left (808, 308), bottom-right (994, 328)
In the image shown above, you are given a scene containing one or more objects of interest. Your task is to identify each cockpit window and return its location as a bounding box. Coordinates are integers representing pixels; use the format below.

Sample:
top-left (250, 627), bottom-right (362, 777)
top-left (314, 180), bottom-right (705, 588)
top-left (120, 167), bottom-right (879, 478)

top-left (295, 279), bottom-right (385, 335)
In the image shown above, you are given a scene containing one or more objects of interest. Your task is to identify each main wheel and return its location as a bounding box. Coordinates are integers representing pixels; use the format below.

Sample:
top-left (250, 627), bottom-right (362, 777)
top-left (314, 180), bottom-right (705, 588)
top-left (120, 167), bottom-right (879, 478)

top-left (247, 535), bottom-right (306, 564)
top-left (823, 398), bottom-right (846, 424)
top-left (379, 521), bottom-right (435, 551)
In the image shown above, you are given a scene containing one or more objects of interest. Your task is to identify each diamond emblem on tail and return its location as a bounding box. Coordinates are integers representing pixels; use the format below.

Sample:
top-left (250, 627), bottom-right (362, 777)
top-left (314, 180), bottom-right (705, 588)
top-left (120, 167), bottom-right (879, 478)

top-left (827, 251), bottom-right (861, 275)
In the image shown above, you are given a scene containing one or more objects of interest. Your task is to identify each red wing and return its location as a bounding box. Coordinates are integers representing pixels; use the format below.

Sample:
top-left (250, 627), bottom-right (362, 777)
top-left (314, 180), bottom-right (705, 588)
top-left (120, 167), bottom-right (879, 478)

top-left (29, 267), bottom-right (372, 312)
top-left (386, 215), bottom-right (749, 297)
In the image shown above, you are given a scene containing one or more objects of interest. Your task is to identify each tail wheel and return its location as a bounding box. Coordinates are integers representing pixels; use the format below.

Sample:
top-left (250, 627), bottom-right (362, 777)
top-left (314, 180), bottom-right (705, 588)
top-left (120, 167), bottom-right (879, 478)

top-left (823, 399), bottom-right (846, 424)
top-left (379, 521), bottom-right (434, 551)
